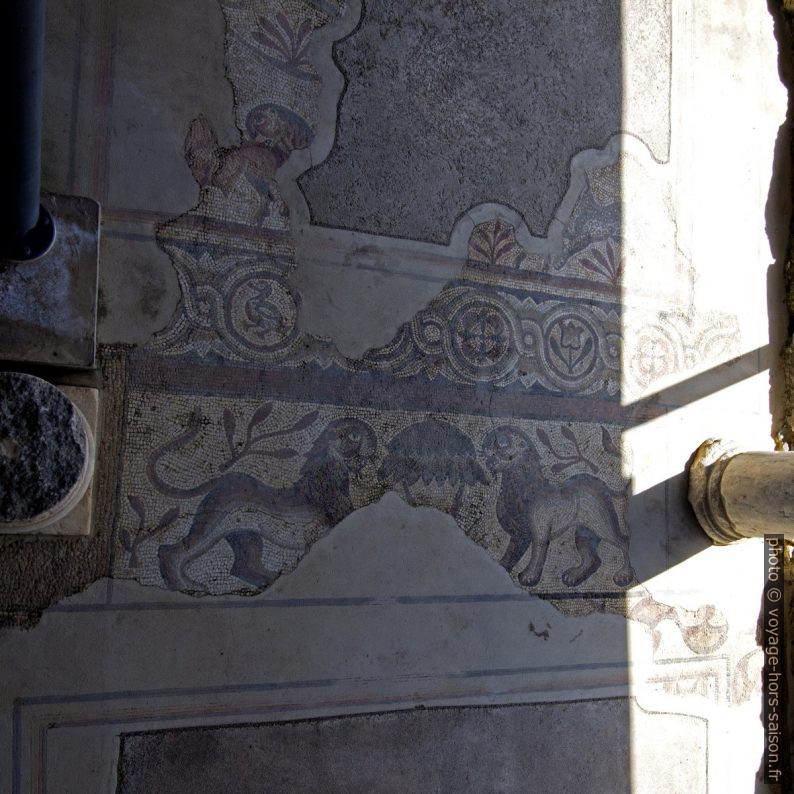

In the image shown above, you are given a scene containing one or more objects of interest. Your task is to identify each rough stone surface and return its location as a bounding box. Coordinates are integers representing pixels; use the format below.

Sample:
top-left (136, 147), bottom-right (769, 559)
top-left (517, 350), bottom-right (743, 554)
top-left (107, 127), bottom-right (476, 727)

top-left (0, 373), bottom-right (86, 522)
top-left (300, 0), bottom-right (624, 242)
top-left (115, 700), bottom-right (703, 794)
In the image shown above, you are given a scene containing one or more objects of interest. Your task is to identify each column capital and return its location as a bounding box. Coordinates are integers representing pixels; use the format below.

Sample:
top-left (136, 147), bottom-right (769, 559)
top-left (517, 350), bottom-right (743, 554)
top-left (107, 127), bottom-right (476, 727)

top-left (689, 439), bottom-right (794, 544)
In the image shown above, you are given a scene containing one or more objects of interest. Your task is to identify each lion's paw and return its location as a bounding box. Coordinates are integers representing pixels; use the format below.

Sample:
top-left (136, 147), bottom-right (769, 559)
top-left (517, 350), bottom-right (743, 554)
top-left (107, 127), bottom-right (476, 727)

top-left (561, 568), bottom-right (589, 587)
top-left (612, 566), bottom-right (636, 587)
top-left (518, 570), bottom-right (542, 587)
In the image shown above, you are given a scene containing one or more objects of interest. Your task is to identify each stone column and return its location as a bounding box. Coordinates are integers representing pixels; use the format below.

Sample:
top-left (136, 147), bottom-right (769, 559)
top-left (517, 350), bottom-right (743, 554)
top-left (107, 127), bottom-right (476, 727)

top-left (688, 439), bottom-right (794, 544)
top-left (0, 371), bottom-right (95, 534)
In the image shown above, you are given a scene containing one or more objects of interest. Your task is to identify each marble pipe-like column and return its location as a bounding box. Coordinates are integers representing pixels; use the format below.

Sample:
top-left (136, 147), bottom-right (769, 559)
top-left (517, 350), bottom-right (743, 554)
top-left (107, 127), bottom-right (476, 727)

top-left (0, 0), bottom-right (55, 261)
top-left (688, 440), bottom-right (794, 544)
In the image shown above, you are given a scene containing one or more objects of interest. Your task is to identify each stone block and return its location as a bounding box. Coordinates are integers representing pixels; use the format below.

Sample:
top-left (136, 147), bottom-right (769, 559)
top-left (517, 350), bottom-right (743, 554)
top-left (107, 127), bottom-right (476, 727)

top-left (0, 193), bottom-right (99, 368)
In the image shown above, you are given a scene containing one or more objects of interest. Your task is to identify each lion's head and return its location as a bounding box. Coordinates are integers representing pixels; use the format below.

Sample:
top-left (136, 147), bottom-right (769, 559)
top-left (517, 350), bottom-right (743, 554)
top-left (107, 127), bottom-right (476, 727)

top-left (245, 102), bottom-right (313, 157)
top-left (301, 417), bottom-right (377, 478)
top-left (481, 425), bottom-right (540, 474)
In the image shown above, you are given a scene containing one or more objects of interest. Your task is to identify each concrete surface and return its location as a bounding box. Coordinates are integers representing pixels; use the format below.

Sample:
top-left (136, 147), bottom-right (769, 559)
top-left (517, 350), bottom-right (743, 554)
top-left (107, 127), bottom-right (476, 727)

top-left (116, 700), bottom-right (704, 794)
top-left (0, 0), bottom-right (788, 792)
top-left (300, 0), bottom-right (627, 243)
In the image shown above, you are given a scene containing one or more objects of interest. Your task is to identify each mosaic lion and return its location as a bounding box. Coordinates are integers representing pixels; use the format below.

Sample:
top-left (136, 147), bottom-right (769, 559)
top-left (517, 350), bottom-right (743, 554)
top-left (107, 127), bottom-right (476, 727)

top-left (148, 412), bottom-right (376, 592)
top-left (482, 425), bottom-right (635, 588)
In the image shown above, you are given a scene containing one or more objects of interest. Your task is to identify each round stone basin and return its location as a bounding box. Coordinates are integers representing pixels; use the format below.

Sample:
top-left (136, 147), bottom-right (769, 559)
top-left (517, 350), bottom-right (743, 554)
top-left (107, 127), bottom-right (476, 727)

top-left (0, 372), bottom-right (94, 532)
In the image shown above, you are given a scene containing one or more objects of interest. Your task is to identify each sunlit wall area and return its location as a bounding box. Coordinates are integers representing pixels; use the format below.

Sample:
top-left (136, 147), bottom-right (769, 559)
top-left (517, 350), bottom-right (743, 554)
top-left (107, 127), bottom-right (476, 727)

top-left (621, 3), bottom-right (788, 791)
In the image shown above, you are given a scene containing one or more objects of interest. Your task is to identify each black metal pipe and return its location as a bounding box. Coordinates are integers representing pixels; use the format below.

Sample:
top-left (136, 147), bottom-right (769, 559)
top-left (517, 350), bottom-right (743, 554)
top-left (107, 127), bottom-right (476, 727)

top-left (0, 0), bottom-right (54, 261)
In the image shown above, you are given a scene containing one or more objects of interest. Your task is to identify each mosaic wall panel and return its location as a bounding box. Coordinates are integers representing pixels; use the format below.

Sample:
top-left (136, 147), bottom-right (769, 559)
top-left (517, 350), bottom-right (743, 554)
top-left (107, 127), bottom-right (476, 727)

top-left (4, 4), bottom-right (783, 791)
top-left (108, 0), bottom-right (736, 658)
top-left (115, 388), bottom-right (632, 598)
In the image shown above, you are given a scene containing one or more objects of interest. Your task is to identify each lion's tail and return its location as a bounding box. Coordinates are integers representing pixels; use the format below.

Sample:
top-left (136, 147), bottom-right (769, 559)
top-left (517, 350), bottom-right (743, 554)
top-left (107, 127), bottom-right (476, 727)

top-left (147, 407), bottom-right (215, 499)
